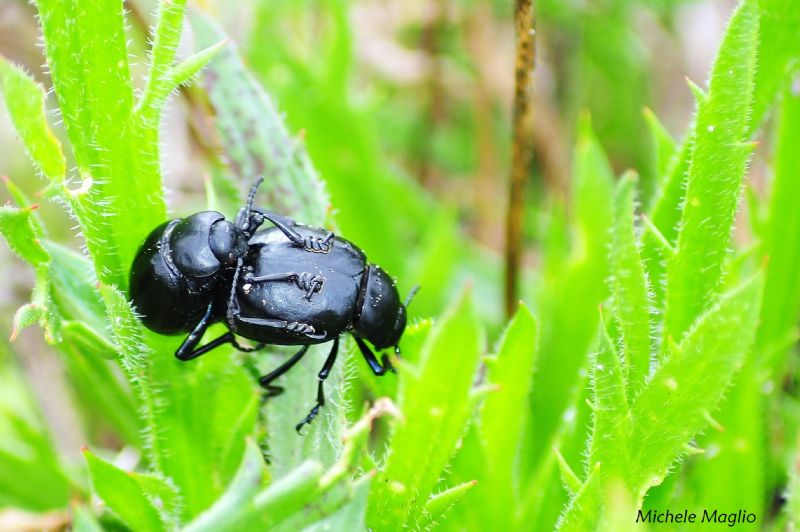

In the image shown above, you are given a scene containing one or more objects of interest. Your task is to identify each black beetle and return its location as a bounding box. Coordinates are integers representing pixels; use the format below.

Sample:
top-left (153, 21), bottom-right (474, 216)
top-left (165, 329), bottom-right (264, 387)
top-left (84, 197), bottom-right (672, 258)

top-left (129, 178), bottom-right (416, 431)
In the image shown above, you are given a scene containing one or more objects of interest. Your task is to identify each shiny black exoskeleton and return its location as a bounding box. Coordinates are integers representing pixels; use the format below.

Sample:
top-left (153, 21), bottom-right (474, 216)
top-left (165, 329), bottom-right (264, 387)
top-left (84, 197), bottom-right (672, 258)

top-left (129, 178), bottom-right (415, 431)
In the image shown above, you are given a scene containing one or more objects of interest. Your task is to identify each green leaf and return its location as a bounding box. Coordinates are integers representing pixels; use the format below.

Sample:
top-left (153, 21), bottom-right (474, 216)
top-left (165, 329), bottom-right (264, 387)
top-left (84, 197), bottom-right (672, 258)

top-left (99, 285), bottom-right (149, 375)
top-left (304, 476), bottom-right (371, 532)
top-left (757, 86), bottom-right (800, 374)
top-left (477, 303), bottom-right (538, 528)
top-left (145, 346), bottom-right (258, 520)
top-left (136, 0), bottom-right (189, 120)
top-left (84, 449), bottom-right (167, 531)
top-left (610, 174), bottom-right (652, 395)
top-left (250, 460), bottom-right (324, 523)
top-left (45, 242), bottom-right (106, 332)
top-left (60, 321), bottom-right (140, 445)
top-left (11, 303), bottom-right (44, 340)
top-left (642, 107), bottom-right (677, 182)
top-left (529, 116), bottom-right (614, 468)
top-left (630, 275), bottom-right (763, 496)
top-left (749, 0), bottom-right (800, 130)
top-left (98, 285), bottom-right (166, 476)
top-left (34, 0), bottom-right (168, 287)
top-left (0, 207), bottom-right (61, 342)
top-left (367, 290), bottom-right (483, 529)
top-left (664, 0), bottom-right (759, 341)
top-left (554, 448), bottom-right (582, 496)
top-left (640, 127), bottom-right (692, 309)
top-left (0, 206), bottom-right (50, 266)
top-left (420, 480), bottom-right (478, 528)
top-left (0, 347), bottom-right (72, 512)
top-left (556, 465), bottom-right (603, 531)
top-left (0, 57), bottom-right (65, 181)
top-left (189, 9), bottom-right (329, 224)
top-left (183, 439), bottom-right (266, 532)
top-left (587, 316), bottom-right (630, 477)
top-left (72, 505), bottom-right (104, 532)
top-left (168, 40), bottom-right (229, 88)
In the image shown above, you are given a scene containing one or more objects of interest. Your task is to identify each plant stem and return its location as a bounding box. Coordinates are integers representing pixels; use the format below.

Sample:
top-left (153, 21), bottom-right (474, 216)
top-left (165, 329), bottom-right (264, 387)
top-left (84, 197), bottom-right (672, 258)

top-left (504, 0), bottom-right (536, 317)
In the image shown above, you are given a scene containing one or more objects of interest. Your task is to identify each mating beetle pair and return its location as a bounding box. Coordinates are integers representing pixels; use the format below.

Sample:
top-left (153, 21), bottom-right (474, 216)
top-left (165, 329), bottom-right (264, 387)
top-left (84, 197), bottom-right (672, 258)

top-left (129, 178), bottom-right (415, 431)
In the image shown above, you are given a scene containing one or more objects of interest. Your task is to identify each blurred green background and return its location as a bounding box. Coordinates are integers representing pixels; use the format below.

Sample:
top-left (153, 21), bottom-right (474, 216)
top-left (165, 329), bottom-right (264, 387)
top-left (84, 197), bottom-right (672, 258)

top-left (0, 0), bottom-right (798, 529)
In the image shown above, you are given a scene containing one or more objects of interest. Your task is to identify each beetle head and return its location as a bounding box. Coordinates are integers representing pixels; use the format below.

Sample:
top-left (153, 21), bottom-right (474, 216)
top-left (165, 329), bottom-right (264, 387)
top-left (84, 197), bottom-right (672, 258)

top-left (356, 265), bottom-right (406, 349)
top-left (209, 220), bottom-right (249, 267)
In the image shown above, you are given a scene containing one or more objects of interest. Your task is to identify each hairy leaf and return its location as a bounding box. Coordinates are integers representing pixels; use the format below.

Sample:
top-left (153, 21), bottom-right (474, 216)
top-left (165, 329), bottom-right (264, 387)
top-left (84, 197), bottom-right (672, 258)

top-left (611, 174), bottom-right (652, 395)
top-left (0, 58), bottom-right (65, 181)
top-left (631, 275), bottom-right (762, 496)
top-left (367, 291), bottom-right (483, 529)
top-left (664, 0), bottom-right (759, 341)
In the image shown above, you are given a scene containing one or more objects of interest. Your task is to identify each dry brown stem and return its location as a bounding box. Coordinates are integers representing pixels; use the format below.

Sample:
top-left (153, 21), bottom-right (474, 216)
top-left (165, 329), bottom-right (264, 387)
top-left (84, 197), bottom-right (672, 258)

top-left (504, 0), bottom-right (536, 317)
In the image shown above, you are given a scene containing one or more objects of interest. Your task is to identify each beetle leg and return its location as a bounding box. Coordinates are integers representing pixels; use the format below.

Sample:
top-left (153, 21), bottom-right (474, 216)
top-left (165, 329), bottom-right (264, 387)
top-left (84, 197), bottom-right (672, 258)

top-left (242, 271), bottom-right (324, 301)
top-left (296, 337), bottom-right (340, 433)
top-left (235, 316), bottom-right (327, 340)
top-left (258, 345), bottom-right (310, 397)
top-left (254, 210), bottom-right (335, 253)
top-left (354, 337), bottom-right (396, 376)
top-left (226, 258), bottom-right (245, 331)
top-left (175, 302), bottom-right (215, 360)
top-left (301, 231), bottom-right (334, 253)
top-left (176, 302), bottom-right (266, 360)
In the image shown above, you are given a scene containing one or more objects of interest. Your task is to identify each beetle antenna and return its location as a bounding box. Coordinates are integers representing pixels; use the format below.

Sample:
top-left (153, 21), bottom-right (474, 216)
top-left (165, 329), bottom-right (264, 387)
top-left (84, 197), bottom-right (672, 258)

top-left (403, 285), bottom-right (420, 308)
top-left (239, 176), bottom-right (265, 232)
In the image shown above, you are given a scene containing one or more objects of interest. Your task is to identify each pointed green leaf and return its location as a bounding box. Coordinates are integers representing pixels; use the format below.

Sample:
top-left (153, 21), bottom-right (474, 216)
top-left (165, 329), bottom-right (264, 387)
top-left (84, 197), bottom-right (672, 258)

top-left (477, 303), bottom-right (537, 527)
top-left (0, 206), bottom-right (50, 266)
top-left (611, 174), bottom-right (652, 395)
top-left (11, 304), bottom-right (44, 340)
top-left (169, 40), bottom-right (229, 88)
top-left (83, 449), bottom-right (166, 531)
top-left (421, 480), bottom-right (478, 527)
top-left (640, 128), bottom-right (692, 308)
top-left (555, 448), bottom-right (583, 496)
top-left (557, 465), bottom-right (603, 531)
top-left (530, 116), bottom-right (614, 468)
top-left (367, 290), bottom-right (483, 529)
top-left (34, 0), bottom-right (168, 287)
top-left (686, 78), bottom-right (708, 103)
top-left (136, 0), bottom-right (189, 119)
top-left (664, 0), bottom-right (759, 341)
top-left (631, 275), bottom-right (762, 496)
top-left (0, 57), bottom-right (65, 182)
top-left (587, 316), bottom-right (630, 476)
top-left (642, 107), bottom-right (677, 181)
top-left (11, 265), bottom-right (59, 343)
top-left (480, 304), bottom-right (538, 471)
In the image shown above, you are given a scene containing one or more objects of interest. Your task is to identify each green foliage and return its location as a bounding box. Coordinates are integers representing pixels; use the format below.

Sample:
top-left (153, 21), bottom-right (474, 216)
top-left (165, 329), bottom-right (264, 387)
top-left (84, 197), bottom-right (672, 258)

top-left (0, 59), bottom-right (65, 181)
top-left (0, 0), bottom-right (798, 529)
top-left (664, 0), bottom-right (759, 342)
top-left (84, 449), bottom-right (175, 531)
top-left (367, 291), bottom-right (483, 529)
top-left (610, 174), bottom-right (652, 395)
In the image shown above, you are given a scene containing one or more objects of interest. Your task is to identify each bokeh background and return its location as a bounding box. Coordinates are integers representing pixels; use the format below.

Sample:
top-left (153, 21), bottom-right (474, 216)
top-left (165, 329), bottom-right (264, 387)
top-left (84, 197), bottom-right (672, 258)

top-left (1, 0), bottom-right (790, 529)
